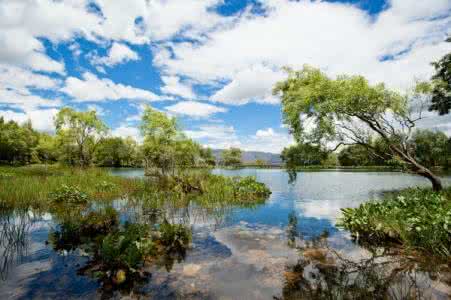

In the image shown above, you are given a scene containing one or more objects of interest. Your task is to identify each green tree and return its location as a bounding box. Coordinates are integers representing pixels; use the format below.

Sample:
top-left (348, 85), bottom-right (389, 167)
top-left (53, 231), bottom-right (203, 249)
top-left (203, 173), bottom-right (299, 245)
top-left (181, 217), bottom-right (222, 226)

top-left (55, 108), bottom-right (107, 167)
top-left (338, 145), bottom-right (370, 166)
top-left (221, 147), bottom-right (242, 167)
top-left (140, 106), bottom-right (200, 175)
top-left (199, 147), bottom-right (216, 167)
top-left (281, 143), bottom-right (328, 168)
top-left (274, 66), bottom-right (444, 191)
top-left (411, 129), bottom-right (448, 167)
top-left (0, 118), bottom-right (39, 164)
top-left (428, 37), bottom-right (451, 115)
top-left (95, 137), bottom-right (129, 167)
top-left (36, 133), bottom-right (58, 163)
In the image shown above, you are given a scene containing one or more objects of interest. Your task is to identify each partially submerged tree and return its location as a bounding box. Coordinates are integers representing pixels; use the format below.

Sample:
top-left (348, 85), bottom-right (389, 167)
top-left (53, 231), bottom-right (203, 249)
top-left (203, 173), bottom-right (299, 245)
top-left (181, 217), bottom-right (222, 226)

top-left (274, 66), bottom-right (444, 191)
top-left (55, 108), bottom-right (107, 167)
top-left (140, 106), bottom-right (201, 176)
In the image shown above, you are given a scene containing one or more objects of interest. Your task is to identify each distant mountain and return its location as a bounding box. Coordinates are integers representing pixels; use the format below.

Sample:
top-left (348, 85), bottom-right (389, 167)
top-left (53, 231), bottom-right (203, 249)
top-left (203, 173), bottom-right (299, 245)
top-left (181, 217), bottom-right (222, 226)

top-left (212, 149), bottom-right (283, 166)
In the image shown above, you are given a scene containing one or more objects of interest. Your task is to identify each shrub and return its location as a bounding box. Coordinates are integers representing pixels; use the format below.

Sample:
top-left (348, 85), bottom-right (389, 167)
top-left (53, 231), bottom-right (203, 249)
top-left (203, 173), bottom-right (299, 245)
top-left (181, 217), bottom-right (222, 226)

top-left (49, 184), bottom-right (89, 204)
top-left (338, 187), bottom-right (451, 258)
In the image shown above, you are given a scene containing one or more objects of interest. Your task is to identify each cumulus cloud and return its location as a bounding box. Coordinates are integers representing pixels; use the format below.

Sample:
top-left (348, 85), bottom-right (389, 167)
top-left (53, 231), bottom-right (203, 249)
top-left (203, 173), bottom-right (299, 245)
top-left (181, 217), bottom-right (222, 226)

top-left (91, 42), bottom-right (139, 67)
top-left (161, 76), bottom-right (196, 99)
top-left (185, 124), bottom-right (293, 153)
top-left (0, 108), bottom-right (58, 132)
top-left (247, 127), bottom-right (294, 153)
top-left (185, 124), bottom-right (242, 149)
top-left (155, 0), bottom-right (451, 104)
top-left (165, 101), bottom-right (227, 118)
top-left (112, 125), bottom-right (142, 142)
top-left (211, 65), bottom-right (285, 105)
top-left (61, 72), bottom-right (161, 102)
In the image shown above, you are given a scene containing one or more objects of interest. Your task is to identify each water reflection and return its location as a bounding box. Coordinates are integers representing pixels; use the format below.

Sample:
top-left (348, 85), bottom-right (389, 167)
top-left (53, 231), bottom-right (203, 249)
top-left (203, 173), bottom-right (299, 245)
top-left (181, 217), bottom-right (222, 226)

top-left (277, 214), bottom-right (451, 300)
top-left (1, 169), bottom-right (450, 299)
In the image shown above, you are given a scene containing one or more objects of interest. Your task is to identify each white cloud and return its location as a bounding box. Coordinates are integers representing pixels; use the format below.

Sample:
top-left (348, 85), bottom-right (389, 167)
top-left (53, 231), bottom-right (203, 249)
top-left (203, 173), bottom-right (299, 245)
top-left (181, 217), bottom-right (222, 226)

top-left (161, 76), bottom-right (196, 99)
top-left (211, 65), bottom-right (285, 105)
top-left (165, 101), bottom-right (227, 118)
top-left (91, 42), bottom-right (139, 67)
top-left (185, 124), bottom-right (293, 153)
top-left (246, 127), bottom-right (294, 154)
top-left (155, 0), bottom-right (451, 104)
top-left (112, 125), bottom-right (142, 143)
top-left (0, 108), bottom-right (58, 132)
top-left (61, 72), bottom-right (161, 102)
top-left (185, 124), bottom-right (242, 149)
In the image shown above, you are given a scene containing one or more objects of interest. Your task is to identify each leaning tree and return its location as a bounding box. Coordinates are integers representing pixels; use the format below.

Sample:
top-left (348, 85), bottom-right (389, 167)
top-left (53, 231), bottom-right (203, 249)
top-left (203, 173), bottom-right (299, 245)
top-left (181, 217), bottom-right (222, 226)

top-left (274, 66), bottom-right (443, 191)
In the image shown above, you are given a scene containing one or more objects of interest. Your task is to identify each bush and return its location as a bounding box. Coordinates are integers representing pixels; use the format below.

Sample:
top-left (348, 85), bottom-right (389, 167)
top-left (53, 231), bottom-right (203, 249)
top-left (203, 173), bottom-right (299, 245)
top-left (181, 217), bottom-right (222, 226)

top-left (337, 187), bottom-right (451, 258)
top-left (49, 184), bottom-right (89, 204)
top-left (231, 176), bottom-right (272, 198)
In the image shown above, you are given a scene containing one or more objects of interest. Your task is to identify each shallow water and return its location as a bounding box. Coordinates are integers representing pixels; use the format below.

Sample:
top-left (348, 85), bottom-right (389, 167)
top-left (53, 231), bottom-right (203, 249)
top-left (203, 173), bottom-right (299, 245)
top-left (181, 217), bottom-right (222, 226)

top-left (1, 169), bottom-right (450, 299)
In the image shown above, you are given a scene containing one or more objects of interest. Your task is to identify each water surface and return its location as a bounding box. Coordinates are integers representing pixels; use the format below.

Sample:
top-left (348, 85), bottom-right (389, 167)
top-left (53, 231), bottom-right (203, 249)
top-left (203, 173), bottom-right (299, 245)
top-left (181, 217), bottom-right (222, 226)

top-left (1, 169), bottom-right (450, 299)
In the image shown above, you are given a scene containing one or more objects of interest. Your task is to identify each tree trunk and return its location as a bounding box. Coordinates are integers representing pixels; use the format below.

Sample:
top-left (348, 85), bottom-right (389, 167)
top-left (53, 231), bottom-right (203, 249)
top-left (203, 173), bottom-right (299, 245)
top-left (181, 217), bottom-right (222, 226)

top-left (417, 167), bottom-right (443, 192)
top-left (390, 145), bottom-right (443, 191)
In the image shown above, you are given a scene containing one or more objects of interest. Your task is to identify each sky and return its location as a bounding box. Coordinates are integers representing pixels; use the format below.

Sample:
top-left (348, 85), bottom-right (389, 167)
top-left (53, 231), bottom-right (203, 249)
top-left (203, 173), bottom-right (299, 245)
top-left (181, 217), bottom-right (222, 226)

top-left (0, 0), bottom-right (450, 153)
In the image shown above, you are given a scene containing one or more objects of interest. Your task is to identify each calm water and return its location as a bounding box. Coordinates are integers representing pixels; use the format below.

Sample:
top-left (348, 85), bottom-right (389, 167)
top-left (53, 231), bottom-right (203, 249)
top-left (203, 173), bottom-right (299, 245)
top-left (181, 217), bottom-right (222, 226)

top-left (1, 169), bottom-right (450, 299)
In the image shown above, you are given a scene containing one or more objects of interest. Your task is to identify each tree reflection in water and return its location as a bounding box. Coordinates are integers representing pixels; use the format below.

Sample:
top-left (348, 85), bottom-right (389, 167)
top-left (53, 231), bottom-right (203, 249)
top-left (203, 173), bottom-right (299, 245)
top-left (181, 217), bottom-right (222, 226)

top-left (278, 214), bottom-right (450, 300)
top-left (0, 208), bottom-right (36, 280)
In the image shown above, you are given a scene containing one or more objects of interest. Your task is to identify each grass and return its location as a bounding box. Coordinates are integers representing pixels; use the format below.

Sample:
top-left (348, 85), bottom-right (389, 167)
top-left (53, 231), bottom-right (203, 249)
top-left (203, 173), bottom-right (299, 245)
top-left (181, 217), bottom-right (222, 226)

top-left (0, 165), bottom-right (142, 209)
top-left (338, 187), bottom-right (451, 259)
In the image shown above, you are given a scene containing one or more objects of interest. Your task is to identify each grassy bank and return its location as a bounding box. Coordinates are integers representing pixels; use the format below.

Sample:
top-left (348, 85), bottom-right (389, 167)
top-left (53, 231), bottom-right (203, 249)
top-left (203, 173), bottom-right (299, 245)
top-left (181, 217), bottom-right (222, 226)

top-left (0, 165), bottom-right (142, 209)
top-left (338, 187), bottom-right (451, 259)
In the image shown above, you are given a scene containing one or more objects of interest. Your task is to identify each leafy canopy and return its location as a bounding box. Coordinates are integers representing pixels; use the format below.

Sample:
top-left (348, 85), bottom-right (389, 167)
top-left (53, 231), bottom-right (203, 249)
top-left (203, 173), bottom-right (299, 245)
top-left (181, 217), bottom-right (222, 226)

top-left (273, 65), bottom-right (406, 145)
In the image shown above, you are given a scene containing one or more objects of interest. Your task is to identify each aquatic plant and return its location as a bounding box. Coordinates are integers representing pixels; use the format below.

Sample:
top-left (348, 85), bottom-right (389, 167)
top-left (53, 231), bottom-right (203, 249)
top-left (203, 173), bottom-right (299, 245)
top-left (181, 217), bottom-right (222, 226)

top-left (338, 187), bottom-right (451, 259)
top-left (49, 184), bottom-right (89, 204)
top-left (0, 166), bottom-right (142, 208)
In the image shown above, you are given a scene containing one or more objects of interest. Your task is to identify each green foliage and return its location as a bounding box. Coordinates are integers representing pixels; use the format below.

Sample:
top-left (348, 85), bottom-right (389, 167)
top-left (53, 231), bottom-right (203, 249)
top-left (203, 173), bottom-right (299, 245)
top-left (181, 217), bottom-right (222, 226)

top-left (338, 188), bottom-right (451, 258)
top-left (274, 65), bottom-right (444, 190)
top-left (0, 118), bottom-right (39, 165)
top-left (49, 184), bottom-right (89, 204)
top-left (141, 106), bottom-right (198, 175)
top-left (230, 176), bottom-right (272, 199)
top-left (411, 129), bottom-right (449, 167)
top-left (428, 38), bottom-right (451, 115)
top-left (281, 143), bottom-right (328, 168)
top-left (55, 107), bottom-right (107, 167)
top-left (95, 137), bottom-right (141, 167)
top-left (221, 147), bottom-right (242, 167)
top-left (199, 147), bottom-right (216, 167)
top-left (0, 166), bottom-right (142, 208)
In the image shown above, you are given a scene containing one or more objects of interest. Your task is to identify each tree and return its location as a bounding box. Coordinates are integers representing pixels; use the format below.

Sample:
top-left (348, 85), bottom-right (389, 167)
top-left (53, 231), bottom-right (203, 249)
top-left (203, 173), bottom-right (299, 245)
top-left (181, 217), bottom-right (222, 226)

top-left (411, 129), bottom-right (448, 167)
top-left (338, 145), bottom-right (371, 166)
top-left (36, 133), bottom-right (58, 163)
top-left (428, 37), bottom-right (451, 115)
top-left (281, 143), bottom-right (328, 168)
top-left (221, 148), bottom-right (242, 167)
top-left (55, 108), bottom-right (107, 167)
top-left (199, 147), bottom-right (216, 167)
top-left (0, 118), bottom-right (39, 164)
top-left (95, 137), bottom-right (129, 167)
top-left (140, 106), bottom-right (201, 175)
top-left (274, 66), bottom-right (444, 191)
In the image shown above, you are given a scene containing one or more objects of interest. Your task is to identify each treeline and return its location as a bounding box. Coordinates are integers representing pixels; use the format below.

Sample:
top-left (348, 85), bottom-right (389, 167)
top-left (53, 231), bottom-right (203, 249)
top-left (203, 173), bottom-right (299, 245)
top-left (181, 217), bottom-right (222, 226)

top-left (0, 107), bottom-right (217, 168)
top-left (281, 130), bottom-right (451, 169)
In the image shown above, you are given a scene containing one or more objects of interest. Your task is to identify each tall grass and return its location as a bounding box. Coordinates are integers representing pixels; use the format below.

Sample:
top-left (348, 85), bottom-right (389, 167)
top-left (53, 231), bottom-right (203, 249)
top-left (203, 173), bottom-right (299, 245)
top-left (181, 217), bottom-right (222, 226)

top-left (0, 165), bottom-right (142, 209)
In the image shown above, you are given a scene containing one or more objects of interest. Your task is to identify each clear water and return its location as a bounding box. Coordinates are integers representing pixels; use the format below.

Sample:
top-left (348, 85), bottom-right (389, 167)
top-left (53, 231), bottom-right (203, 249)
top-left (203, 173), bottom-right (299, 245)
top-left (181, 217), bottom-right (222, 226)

top-left (1, 169), bottom-right (450, 299)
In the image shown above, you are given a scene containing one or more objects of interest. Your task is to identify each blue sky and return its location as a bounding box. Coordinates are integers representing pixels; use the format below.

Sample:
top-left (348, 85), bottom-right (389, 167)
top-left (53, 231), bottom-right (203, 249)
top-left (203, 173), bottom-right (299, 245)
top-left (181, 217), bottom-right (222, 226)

top-left (0, 0), bottom-right (450, 153)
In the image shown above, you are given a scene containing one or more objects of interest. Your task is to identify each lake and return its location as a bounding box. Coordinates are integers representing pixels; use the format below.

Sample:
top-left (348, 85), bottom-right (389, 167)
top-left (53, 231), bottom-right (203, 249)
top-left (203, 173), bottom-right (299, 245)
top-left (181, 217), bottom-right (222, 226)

top-left (1, 169), bottom-right (450, 299)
